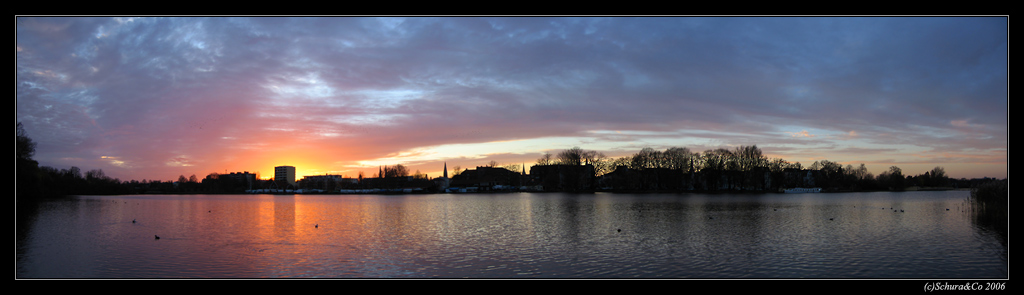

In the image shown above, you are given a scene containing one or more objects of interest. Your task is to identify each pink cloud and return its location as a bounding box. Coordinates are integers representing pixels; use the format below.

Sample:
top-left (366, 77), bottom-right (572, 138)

top-left (787, 130), bottom-right (815, 138)
top-left (16, 17), bottom-right (1007, 181)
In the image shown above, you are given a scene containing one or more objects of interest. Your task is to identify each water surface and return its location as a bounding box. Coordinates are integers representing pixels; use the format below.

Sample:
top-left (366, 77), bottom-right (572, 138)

top-left (16, 191), bottom-right (1007, 278)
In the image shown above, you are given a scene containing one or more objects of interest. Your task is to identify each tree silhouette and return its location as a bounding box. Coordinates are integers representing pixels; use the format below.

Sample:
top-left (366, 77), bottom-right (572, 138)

top-left (384, 164), bottom-right (409, 178)
top-left (17, 122), bottom-right (43, 204)
top-left (883, 166), bottom-right (905, 191)
top-left (536, 153), bottom-right (553, 165)
top-left (929, 166), bottom-right (947, 187)
top-left (557, 147), bottom-right (585, 166)
top-left (17, 122), bottom-right (36, 161)
top-left (631, 147), bottom-right (660, 169)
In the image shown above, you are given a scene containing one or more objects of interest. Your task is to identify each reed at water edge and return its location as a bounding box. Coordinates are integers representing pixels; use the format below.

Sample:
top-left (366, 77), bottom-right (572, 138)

top-left (968, 179), bottom-right (1007, 244)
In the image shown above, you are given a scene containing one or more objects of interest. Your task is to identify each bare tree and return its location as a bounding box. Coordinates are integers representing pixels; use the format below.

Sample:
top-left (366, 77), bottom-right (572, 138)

top-left (887, 166), bottom-right (905, 190)
top-left (846, 163), bottom-right (870, 180)
top-left (631, 147), bottom-right (660, 169)
top-left (557, 147), bottom-right (585, 166)
top-left (663, 147), bottom-right (700, 172)
top-left (589, 152), bottom-right (612, 176)
top-left (384, 164), bottom-right (410, 178)
top-left (929, 166), bottom-right (948, 187)
top-left (537, 153), bottom-right (553, 165)
top-left (610, 156), bottom-right (631, 169)
top-left (503, 163), bottom-right (523, 173)
top-left (65, 166), bottom-right (83, 180)
top-left (700, 148), bottom-right (733, 190)
top-left (733, 145), bottom-right (767, 172)
top-left (413, 169), bottom-right (429, 180)
top-left (581, 150), bottom-right (602, 165)
top-left (769, 158), bottom-right (789, 173)
top-left (930, 166), bottom-right (946, 179)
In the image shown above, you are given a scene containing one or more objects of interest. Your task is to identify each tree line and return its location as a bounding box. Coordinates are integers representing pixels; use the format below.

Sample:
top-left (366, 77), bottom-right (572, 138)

top-left (534, 145), bottom-right (983, 192)
top-left (15, 122), bottom-right (1003, 198)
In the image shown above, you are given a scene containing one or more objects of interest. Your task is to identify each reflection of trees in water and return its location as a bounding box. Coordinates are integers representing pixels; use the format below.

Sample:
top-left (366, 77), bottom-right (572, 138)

top-left (15, 200), bottom-right (41, 275)
top-left (968, 180), bottom-right (1007, 252)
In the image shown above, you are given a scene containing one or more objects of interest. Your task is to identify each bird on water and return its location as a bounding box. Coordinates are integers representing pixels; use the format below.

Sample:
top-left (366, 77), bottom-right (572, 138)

top-left (155, 235), bottom-right (160, 240)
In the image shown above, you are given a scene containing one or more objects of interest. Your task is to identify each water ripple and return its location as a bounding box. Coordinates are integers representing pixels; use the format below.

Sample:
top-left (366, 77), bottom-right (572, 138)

top-left (16, 192), bottom-right (1007, 278)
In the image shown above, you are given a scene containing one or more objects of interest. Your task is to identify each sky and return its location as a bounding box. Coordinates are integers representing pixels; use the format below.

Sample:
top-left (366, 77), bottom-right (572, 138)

top-left (16, 17), bottom-right (1007, 182)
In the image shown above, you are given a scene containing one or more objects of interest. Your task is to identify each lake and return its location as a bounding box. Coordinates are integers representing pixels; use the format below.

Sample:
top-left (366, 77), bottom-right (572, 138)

top-left (15, 191), bottom-right (1007, 279)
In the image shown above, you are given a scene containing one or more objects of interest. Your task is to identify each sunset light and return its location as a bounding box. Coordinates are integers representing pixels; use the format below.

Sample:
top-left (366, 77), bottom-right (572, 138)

top-left (16, 17), bottom-right (1006, 182)
top-left (17, 16), bottom-right (1008, 280)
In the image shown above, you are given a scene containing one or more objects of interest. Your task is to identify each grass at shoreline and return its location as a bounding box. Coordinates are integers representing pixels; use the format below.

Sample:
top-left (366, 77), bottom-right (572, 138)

top-left (968, 179), bottom-right (1007, 244)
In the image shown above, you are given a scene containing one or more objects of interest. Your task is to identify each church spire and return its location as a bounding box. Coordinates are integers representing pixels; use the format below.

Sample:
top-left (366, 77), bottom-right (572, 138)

top-left (444, 162), bottom-right (448, 179)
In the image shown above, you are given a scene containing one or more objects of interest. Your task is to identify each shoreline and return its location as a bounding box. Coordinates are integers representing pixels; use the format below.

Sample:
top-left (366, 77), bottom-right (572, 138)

top-left (135, 186), bottom-right (969, 196)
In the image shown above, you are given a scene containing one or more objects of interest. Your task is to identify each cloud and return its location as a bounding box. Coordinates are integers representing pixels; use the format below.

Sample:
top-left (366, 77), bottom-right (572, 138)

top-left (787, 130), bottom-right (815, 138)
top-left (16, 17), bottom-right (1008, 180)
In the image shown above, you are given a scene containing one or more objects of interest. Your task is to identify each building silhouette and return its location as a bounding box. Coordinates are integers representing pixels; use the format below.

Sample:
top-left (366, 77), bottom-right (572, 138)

top-left (449, 166), bottom-right (524, 190)
top-left (437, 162), bottom-right (450, 189)
top-left (219, 171), bottom-right (258, 189)
top-left (530, 164), bottom-right (594, 192)
top-left (275, 166), bottom-right (296, 187)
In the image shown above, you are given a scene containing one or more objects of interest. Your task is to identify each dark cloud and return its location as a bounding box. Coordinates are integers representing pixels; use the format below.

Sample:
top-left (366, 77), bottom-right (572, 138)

top-left (16, 17), bottom-right (1007, 180)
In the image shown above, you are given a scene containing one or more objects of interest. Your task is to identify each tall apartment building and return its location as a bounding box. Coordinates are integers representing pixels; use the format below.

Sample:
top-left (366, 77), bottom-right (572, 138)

top-left (275, 166), bottom-right (296, 187)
